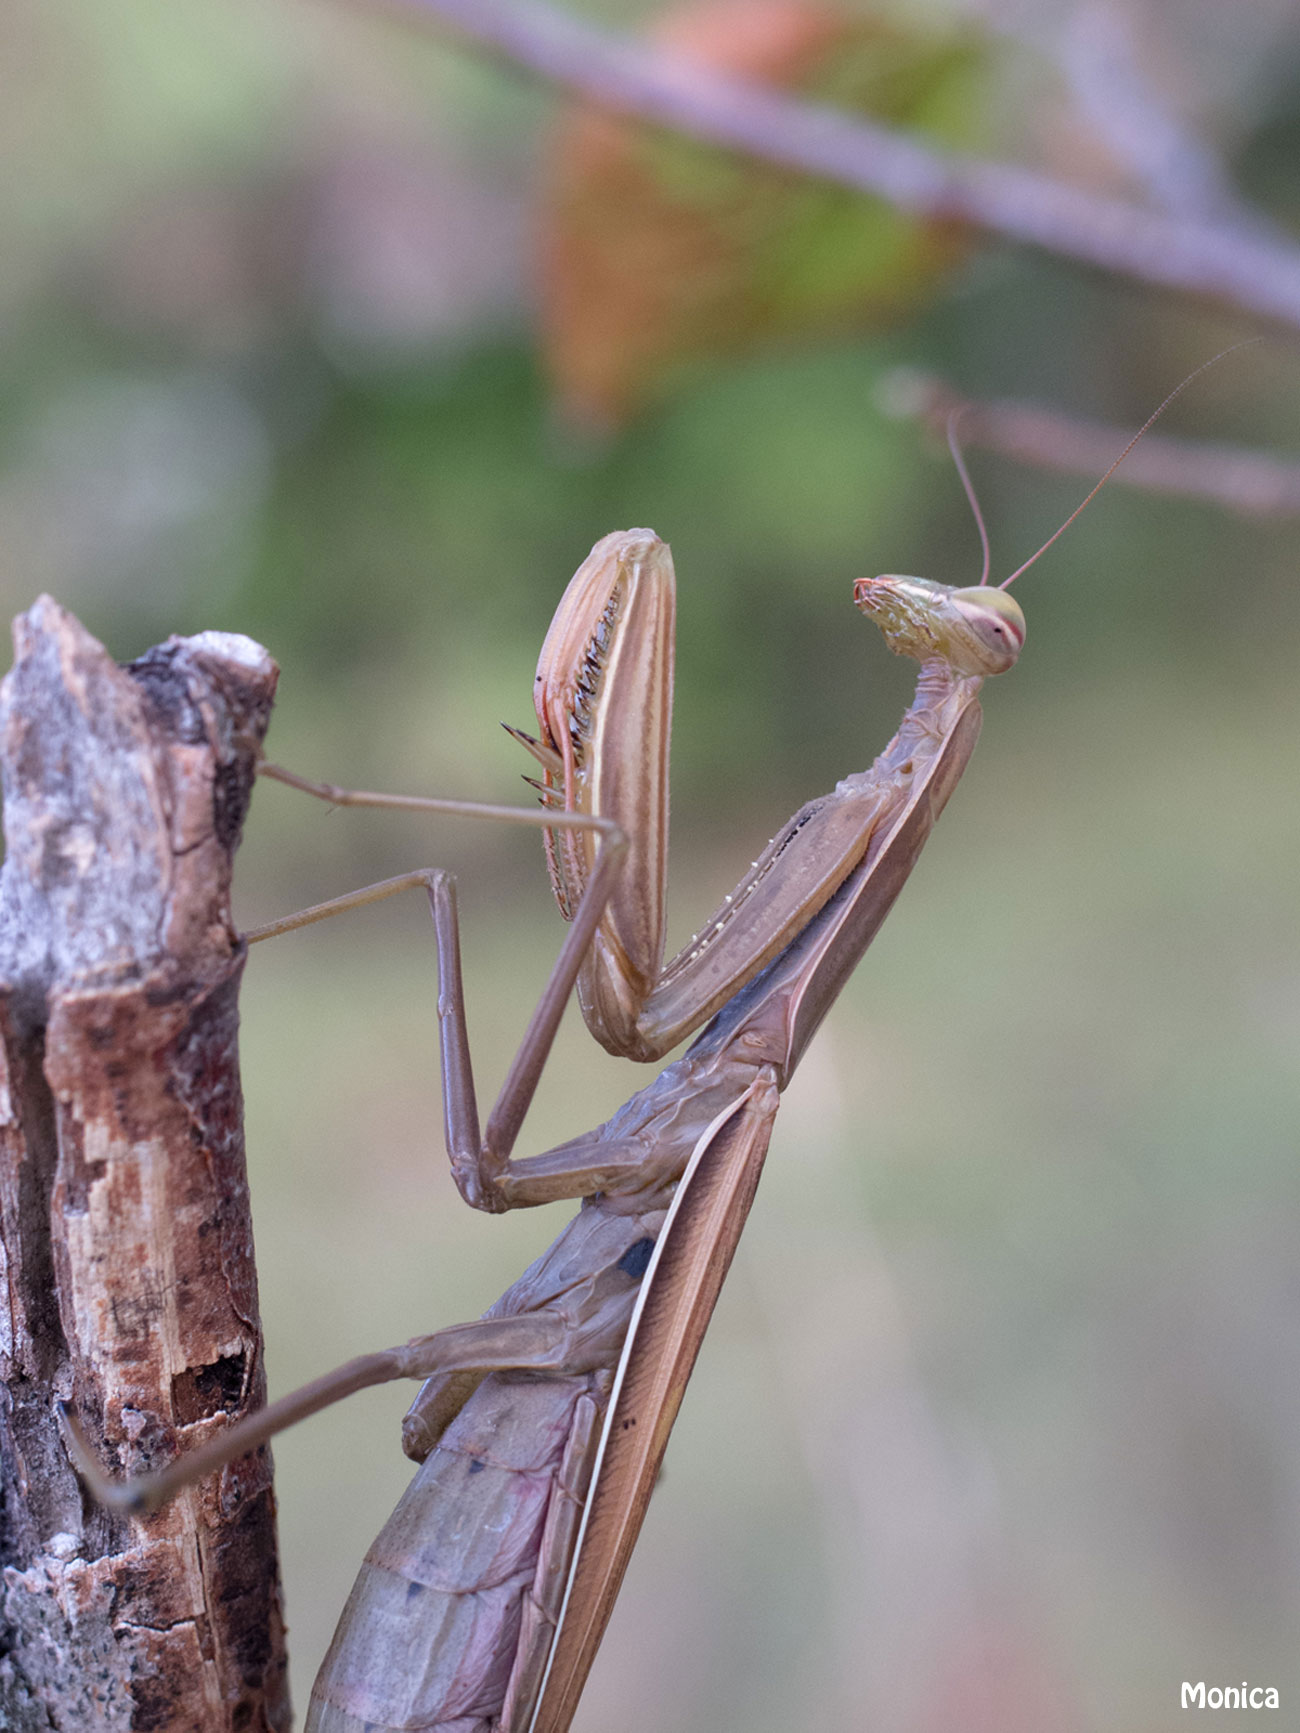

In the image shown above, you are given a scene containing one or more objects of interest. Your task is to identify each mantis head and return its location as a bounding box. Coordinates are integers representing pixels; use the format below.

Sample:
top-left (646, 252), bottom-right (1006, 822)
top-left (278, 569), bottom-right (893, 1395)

top-left (855, 349), bottom-right (1253, 681)
top-left (854, 575), bottom-right (1025, 677)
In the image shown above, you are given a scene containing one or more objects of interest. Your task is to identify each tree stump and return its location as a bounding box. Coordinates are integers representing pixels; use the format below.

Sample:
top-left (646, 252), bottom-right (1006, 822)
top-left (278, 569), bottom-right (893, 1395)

top-left (0, 598), bottom-right (290, 1730)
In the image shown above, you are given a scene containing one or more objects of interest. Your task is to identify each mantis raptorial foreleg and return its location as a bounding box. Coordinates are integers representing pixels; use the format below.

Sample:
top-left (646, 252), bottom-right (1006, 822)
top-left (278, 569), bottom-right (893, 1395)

top-left (516, 530), bottom-right (927, 1065)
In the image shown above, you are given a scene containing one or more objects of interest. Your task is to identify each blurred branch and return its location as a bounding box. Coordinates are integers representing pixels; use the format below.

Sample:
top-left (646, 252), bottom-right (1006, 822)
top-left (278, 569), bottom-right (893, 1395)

top-left (1059, 3), bottom-right (1283, 240)
top-left (880, 368), bottom-right (1300, 518)
top-left (390, 0), bottom-right (1300, 330)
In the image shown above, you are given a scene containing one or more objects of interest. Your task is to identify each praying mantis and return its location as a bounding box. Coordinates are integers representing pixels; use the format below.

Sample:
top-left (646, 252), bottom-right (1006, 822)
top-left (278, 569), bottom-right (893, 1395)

top-left (62, 368), bottom-right (1222, 1731)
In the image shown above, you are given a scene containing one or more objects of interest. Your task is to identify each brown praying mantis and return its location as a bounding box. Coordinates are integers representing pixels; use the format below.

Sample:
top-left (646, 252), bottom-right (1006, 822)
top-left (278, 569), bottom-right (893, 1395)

top-left (61, 364), bottom-right (1227, 1732)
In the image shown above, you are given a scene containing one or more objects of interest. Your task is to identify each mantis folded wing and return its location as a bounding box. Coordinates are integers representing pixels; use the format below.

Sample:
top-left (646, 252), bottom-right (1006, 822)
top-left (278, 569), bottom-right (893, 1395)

top-left (64, 531), bottom-right (1023, 1733)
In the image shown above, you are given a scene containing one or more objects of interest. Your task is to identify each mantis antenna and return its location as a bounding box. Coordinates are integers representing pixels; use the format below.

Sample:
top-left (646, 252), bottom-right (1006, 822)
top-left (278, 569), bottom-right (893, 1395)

top-left (947, 410), bottom-right (992, 588)
top-left (942, 341), bottom-right (1262, 592)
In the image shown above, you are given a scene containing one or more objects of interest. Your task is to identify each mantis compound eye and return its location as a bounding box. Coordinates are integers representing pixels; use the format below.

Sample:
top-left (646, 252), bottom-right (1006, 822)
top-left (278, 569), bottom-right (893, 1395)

top-left (948, 587), bottom-right (1026, 675)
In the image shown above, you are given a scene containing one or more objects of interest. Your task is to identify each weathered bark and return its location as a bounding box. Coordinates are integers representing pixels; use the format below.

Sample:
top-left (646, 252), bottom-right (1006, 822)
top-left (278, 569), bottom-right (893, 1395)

top-left (0, 598), bottom-right (290, 1730)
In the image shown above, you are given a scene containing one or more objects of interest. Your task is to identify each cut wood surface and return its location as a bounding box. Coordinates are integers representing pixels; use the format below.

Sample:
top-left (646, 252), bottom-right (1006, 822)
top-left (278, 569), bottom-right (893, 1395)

top-left (0, 598), bottom-right (289, 1731)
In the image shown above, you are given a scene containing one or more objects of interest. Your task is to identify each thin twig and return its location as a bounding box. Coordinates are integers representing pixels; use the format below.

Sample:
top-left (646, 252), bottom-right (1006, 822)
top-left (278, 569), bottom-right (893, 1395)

top-left (377, 0), bottom-right (1300, 331)
top-left (879, 368), bottom-right (1300, 518)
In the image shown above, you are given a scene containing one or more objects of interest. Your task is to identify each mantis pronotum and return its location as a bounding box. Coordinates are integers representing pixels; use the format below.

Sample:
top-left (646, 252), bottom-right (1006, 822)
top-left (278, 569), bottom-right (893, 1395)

top-left (64, 365), bottom-right (1225, 1731)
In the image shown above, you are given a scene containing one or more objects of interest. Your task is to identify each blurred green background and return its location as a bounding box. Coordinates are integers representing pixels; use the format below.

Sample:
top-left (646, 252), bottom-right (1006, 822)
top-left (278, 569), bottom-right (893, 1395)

top-left (5, 0), bottom-right (1300, 1727)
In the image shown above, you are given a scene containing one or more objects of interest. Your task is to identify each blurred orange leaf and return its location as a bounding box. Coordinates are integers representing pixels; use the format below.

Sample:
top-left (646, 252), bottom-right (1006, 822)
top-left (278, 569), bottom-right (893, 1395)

top-left (543, 0), bottom-right (993, 427)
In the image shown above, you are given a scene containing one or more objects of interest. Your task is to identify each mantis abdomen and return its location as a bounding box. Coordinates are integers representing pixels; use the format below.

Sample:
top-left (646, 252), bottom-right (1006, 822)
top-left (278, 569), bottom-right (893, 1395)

top-left (306, 1372), bottom-right (604, 1732)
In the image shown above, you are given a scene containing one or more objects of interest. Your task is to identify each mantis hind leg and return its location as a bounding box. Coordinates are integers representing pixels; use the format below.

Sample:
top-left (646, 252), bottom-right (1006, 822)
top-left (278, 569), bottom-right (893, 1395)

top-left (61, 1311), bottom-right (594, 1517)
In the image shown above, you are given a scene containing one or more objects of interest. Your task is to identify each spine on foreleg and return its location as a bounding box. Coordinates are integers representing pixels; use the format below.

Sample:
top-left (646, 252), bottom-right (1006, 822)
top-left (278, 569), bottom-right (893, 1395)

top-left (306, 1373), bottom-right (600, 1732)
